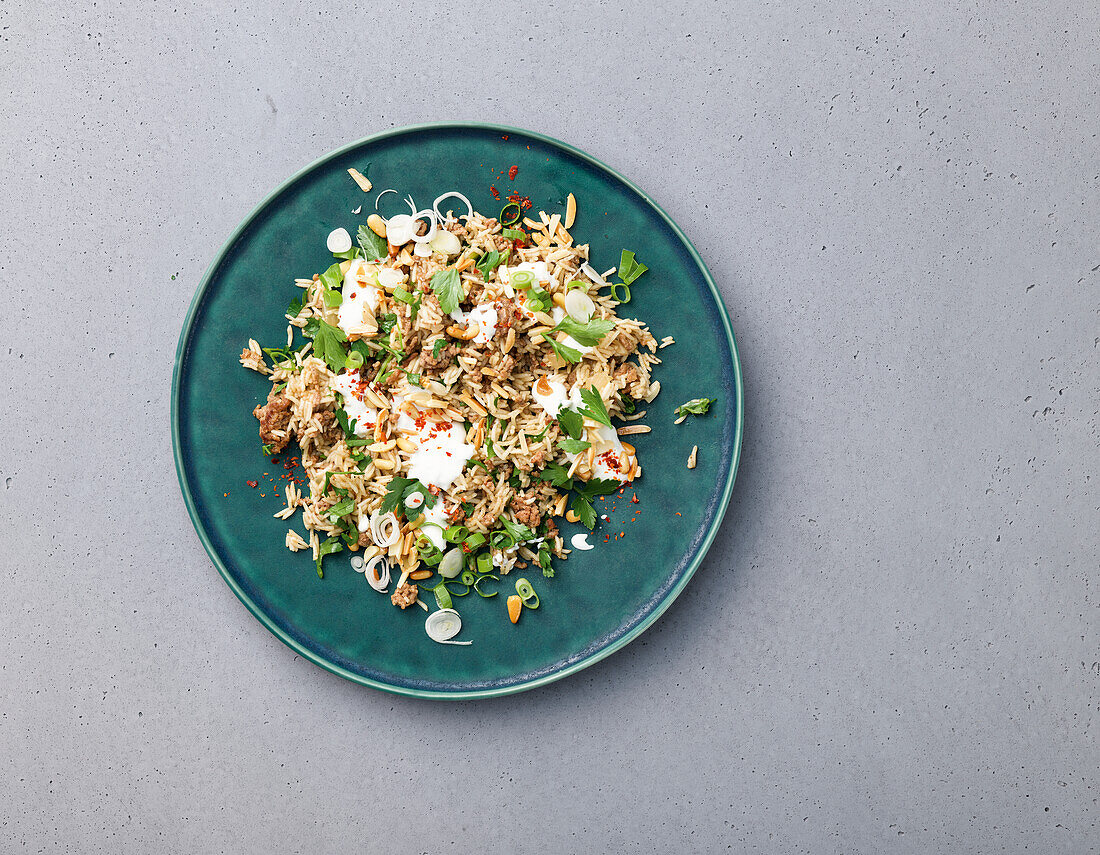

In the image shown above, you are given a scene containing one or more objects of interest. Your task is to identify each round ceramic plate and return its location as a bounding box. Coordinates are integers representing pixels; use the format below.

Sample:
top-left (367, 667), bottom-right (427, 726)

top-left (172, 123), bottom-right (743, 699)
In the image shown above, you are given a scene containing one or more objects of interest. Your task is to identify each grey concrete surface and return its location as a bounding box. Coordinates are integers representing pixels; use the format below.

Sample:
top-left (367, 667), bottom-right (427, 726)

top-left (1, 0), bottom-right (1096, 851)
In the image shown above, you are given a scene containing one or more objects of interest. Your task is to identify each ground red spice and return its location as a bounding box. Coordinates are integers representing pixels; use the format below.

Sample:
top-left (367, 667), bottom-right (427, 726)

top-left (247, 480), bottom-right (257, 488)
top-left (490, 185), bottom-right (500, 200)
top-left (502, 134), bottom-right (509, 141)
top-left (508, 165), bottom-right (518, 180)
top-left (507, 193), bottom-right (532, 210)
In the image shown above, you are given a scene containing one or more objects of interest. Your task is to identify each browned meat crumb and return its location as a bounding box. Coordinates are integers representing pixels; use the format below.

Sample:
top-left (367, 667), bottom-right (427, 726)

top-left (357, 529), bottom-right (373, 548)
top-left (420, 340), bottom-right (456, 373)
top-left (509, 492), bottom-right (542, 529)
top-left (253, 389), bottom-right (294, 452)
top-left (390, 582), bottom-right (418, 609)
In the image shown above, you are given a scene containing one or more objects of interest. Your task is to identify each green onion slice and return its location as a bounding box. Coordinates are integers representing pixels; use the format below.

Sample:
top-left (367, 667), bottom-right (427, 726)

top-left (459, 570), bottom-right (476, 587)
top-left (510, 269), bottom-right (536, 290)
top-left (473, 574), bottom-right (499, 598)
top-left (566, 280), bottom-right (588, 290)
top-left (499, 202), bottom-right (522, 226)
top-left (344, 350), bottom-right (364, 371)
top-left (610, 282), bottom-right (631, 303)
top-left (433, 584), bottom-right (453, 610)
top-left (515, 577), bottom-right (539, 608)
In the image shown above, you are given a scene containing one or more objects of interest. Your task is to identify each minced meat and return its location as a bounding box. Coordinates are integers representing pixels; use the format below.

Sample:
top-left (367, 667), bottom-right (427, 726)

top-left (391, 582), bottom-right (418, 609)
top-left (509, 492), bottom-right (542, 529)
top-left (253, 389), bottom-right (294, 452)
top-left (420, 340), bottom-right (456, 373)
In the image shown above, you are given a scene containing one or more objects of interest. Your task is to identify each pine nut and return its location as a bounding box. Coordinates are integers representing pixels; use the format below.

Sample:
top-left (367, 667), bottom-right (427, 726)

top-left (410, 569), bottom-right (432, 581)
top-left (565, 509), bottom-right (580, 523)
top-left (367, 214), bottom-right (387, 238)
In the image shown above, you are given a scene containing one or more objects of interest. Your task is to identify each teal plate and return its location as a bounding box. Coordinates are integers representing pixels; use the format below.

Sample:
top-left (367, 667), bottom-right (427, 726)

top-left (172, 123), bottom-right (743, 699)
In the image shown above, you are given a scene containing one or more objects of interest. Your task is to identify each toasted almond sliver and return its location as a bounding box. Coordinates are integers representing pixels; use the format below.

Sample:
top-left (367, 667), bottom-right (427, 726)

top-left (617, 425), bottom-right (651, 436)
top-left (565, 193), bottom-right (577, 228)
top-left (347, 168), bottom-right (372, 192)
top-left (455, 254), bottom-right (475, 272)
top-left (503, 327), bottom-right (516, 354)
top-left (687, 445), bottom-right (698, 469)
top-left (553, 494), bottom-right (568, 517)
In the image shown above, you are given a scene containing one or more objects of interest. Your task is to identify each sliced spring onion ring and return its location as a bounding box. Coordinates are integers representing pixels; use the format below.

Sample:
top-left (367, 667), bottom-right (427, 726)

top-left (413, 242), bottom-right (433, 258)
top-left (429, 229), bottom-right (462, 256)
top-left (476, 552), bottom-right (493, 575)
top-left (384, 214), bottom-right (417, 246)
top-left (344, 350), bottom-right (364, 371)
top-left (438, 547), bottom-right (464, 579)
top-left (564, 288), bottom-right (595, 323)
top-left (499, 202), bottom-right (522, 226)
top-left (410, 209), bottom-right (438, 244)
top-left (433, 191), bottom-right (474, 223)
top-left (473, 574), bottom-right (498, 597)
top-left (424, 608), bottom-right (471, 645)
top-left (446, 582), bottom-right (471, 597)
top-left (444, 525), bottom-right (469, 543)
top-left (510, 269), bottom-right (536, 290)
top-left (350, 554), bottom-right (365, 572)
top-left (369, 511), bottom-right (400, 547)
top-left (566, 280), bottom-right (588, 290)
top-left (326, 227), bottom-right (352, 253)
top-left (364, 554), bottom-right (391, 592)
top-left (374, 188), bottom-right (398, 211)
top-left (433, 584), bottom-right (453, 610)
top-left (459, 570), bottom-right (476, 587)
top-left (515, 577), bottom-right (540, 608)
top-left (610, 282), bottom-right (631, 303)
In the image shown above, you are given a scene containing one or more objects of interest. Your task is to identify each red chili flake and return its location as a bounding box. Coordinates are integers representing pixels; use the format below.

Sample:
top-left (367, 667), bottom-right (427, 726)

top-left (260, 493), bottom-right (266, 498)
top-left (502, 134), bottom-right (509, 141)
top-left (507, 193), bottom-right (532, 210)
top-left (631, 493), bottom-right (639, 504)
top-left (490, 185), bottom-right (500, 200)
top-left (675, 512), bottom-right (682, 517)
top-left (247, 480), bottom-right (258, 488)
top-left (223, 492), bottom-right (229, 497)
top-left (508, 165), bottom-right (518, 180)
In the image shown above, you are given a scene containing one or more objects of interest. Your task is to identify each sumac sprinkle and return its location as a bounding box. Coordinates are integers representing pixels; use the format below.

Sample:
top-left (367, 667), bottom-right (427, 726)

top-left (490, 185), bottom-right (500, 200)
top-left (247, 480), bottom-right (258, 488)
top-left (508, 165), bottom-right (518, 180)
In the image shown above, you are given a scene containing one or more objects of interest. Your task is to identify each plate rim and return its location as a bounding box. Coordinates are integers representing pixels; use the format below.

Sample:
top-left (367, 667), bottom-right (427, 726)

top-left (171, 121), bottom-right (745, 700)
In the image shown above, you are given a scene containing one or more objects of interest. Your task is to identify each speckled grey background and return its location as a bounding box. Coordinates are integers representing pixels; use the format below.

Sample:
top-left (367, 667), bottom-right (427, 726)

top-left (1, 0), bottom-right (1096, 851)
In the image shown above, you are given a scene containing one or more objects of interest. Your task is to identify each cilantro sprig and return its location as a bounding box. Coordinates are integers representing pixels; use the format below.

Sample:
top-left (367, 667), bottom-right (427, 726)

top-left (302, 317), bottom-right (348, 374)
top-left (430, 268), bottom-right (465, 315)
top-left (379, 477), bottom-right (438, 520)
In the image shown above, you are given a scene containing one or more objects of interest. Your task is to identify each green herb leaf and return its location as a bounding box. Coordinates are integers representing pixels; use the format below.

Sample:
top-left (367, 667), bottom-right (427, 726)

top-left (537, 543), bottom-right (554, 578)
top-left (557, 408), bottom-right (583, 440)
top-left (675, 397), bottom-right (716, 418)
top-left (573, 478), bottom-right (620, 500)
top-left (545, 336), bottom-right (583, 364)
top-left (369, 313), bottom-right (393, 336)
top-left (315, 536), bottom-right (343, 578)
top-left (498, 515), bottom-right (536, 544)
top-left (537, 460), bottom-right (573, 488)
top-left (319, 262), bottom-right (343, 293)
top-left (322, 288), bottom-right (342, 308)
top-left (558, 437), bottom-right (591, 454)
top-left (620, 393), bottom-right (636, 415)
top-left (430, 268), bottom-right (465, 315)
top-left (579, 386), bottom-right (612, 427)
top-left (327, 497), bottom-right (355, 519)
top-left (570, 495), bottom-right (596, 530)
top-left (357, 225), bottom-right (388, 261)
top-left (303, 318), bottom-right (348, 374)
top-left (432, 338), bottom-right (446, 359)
top-left (333, 406), bottom-right (357, 438)
top-left (379, 477), bottom-right (438, 519)
top-left (476, 249), bottom-right (507, 278)
top-left (553, 316), bottom-right (614, 347)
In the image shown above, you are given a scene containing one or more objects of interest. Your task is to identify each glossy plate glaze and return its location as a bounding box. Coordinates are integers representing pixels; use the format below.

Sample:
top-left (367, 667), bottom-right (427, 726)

top-left (172, 123), bottom-right (743, 699)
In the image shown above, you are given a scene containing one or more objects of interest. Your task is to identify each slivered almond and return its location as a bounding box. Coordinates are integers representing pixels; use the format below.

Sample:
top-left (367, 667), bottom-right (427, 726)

top-left (455, 254), bottom-right (475, 272)
top-left (616, 425), bottom-right (651, 436)
top-left (553, 494), bottom-right (568, 517)
top-left (522, 217), bottom-right (542, 230)
top-left (547, 213), bottom-right (561, 236)
top-left (687, 446), bottom-right (698, 469)
top-left (363, 387), bottom-right (388, 409)
top-left (460, 393), bottom-right (487, 416)
top-left (347, 168), bottom-right (372, 192)
top-left (397, 248), bottom-right (414, 267)
top-left (565, 193), bottom-right (577, 228)
top-left (339, 259), bottom-right (352, 275)
top-left (502, 327), bottom-right (516, 353)
top-left (374, 409), bottom-right (389, 442)
top-left (620, 442), bottom-right (636, 455)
